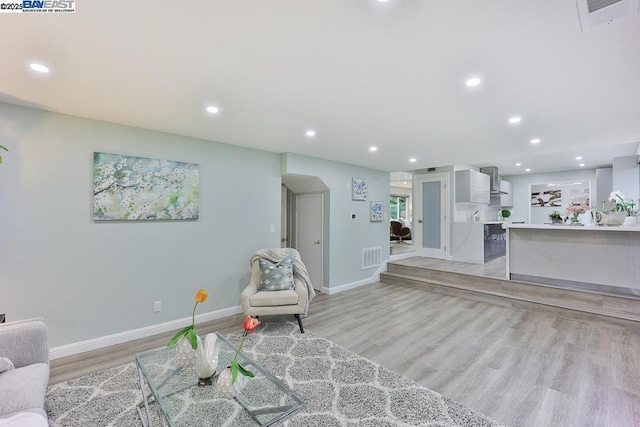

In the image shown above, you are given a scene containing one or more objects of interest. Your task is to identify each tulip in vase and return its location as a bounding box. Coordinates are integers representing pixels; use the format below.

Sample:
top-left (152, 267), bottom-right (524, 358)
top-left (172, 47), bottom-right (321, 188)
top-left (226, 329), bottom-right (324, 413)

top-left (167, 289), bottom-right (208, 369)
top-left (216, 316), bottom-right (260, 398)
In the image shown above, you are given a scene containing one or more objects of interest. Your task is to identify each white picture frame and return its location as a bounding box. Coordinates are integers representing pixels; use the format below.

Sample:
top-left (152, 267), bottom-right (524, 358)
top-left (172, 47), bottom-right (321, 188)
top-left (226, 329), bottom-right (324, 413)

top-left (370, 201), bottom-right (384, 221)
top-left (352, 178), bottom-right (368, 201)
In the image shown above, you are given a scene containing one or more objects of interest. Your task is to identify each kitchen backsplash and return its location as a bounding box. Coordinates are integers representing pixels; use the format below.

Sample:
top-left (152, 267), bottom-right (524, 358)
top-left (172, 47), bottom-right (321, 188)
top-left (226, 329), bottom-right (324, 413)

top-left (455, 203), bottom-right (509, 222)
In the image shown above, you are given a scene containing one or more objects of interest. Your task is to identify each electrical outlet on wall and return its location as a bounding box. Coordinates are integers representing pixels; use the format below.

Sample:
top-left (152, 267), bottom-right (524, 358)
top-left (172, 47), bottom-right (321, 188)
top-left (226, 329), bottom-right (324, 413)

top-left (153, 301), bottom-right (161, 312)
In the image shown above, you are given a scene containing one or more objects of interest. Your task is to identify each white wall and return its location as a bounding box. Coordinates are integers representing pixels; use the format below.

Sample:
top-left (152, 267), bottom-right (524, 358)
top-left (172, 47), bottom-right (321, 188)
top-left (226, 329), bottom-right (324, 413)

top-left (612, 156), bottom-right (640, 208)
top-left (504, 169), bottom-right (597, 224)
top-left (595, 168), bottom-right (613, 209)
top-left (0, 103), bottom-right (283, 347)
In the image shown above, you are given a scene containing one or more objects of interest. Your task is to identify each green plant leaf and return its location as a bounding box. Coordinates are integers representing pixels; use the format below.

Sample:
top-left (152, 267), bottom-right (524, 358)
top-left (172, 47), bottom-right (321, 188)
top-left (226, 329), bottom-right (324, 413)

top-left (166, 326), bottom-right (192, 348)
top-left (187, 328), bottom-right (198, 349)
top-left (236, 362), bottom-right (254, 378)
top-left (231, 359), bottom-right (239, 384)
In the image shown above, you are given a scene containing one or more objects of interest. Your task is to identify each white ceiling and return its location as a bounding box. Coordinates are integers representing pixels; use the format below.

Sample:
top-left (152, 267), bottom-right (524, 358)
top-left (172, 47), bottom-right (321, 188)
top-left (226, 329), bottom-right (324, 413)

top-left (1, 0), bottom-right (639, 176)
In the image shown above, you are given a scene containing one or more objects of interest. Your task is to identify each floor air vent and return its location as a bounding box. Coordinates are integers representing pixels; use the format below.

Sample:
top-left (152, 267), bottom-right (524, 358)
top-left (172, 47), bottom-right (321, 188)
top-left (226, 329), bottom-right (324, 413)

top-left (362, 247), bottom-right (382, 270)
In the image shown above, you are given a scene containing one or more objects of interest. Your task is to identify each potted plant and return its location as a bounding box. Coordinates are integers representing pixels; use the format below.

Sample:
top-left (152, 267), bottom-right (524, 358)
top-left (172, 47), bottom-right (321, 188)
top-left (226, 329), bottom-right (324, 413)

top-left (0, 144), bottom-right (8, 164)
top-left (500, 209), bottom-right (511, 220)
top-left (549, 210), bottom-right (563, 224)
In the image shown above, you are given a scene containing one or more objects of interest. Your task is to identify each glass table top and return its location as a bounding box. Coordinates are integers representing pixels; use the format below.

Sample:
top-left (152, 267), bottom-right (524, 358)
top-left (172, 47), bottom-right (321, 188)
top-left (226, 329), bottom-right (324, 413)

top-left (135, 332), bottom-right (305, 426)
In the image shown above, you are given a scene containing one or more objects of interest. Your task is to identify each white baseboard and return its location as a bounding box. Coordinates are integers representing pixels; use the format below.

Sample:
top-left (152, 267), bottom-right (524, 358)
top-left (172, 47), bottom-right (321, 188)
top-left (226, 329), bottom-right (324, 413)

top-left (49, 305), bottom-right (243, 360)
top-left (321, 262), bottom-right (387, 295)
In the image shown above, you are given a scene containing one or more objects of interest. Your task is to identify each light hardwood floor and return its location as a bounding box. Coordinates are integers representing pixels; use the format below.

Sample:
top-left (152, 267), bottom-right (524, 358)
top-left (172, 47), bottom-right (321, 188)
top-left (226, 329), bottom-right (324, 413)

top-left (393, 255), bottom-right (507, 279)
top-left (50, 281), bottom-right (640, 427)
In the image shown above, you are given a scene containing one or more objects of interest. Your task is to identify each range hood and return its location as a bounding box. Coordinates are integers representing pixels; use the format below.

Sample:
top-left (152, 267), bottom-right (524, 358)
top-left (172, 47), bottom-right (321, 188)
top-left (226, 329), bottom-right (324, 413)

top-left (480, 166), bottom-right (508, 194)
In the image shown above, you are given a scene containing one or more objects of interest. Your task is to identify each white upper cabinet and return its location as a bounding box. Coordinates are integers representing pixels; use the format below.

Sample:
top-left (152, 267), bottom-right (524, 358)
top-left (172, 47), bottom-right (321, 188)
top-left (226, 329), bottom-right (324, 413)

top-left (455, 170), bottom-right (490, 204)
top-left (500, 180), bottom-right (513, 207)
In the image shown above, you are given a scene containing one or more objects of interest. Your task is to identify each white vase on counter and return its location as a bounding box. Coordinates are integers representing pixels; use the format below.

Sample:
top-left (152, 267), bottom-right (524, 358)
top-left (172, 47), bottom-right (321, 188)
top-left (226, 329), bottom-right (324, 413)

top-left (623, 216), bottom-right (637, 226)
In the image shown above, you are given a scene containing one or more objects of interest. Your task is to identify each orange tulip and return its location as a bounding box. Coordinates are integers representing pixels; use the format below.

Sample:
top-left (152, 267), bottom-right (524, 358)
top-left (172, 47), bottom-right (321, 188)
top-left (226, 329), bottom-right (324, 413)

top-left (243, 315), bottom-right (260, 332)
top-left (195, 288), bottom-right (208, 303)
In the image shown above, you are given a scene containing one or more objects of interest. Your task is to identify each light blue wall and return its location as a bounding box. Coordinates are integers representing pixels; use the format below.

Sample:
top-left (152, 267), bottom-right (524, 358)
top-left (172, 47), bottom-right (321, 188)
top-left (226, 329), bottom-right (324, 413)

top-left (0, 102), bottom-right (282, 347)
top-left (504, 169), bottom-right (597, 223)
top-left (282, 153), bottom-right (389, 287)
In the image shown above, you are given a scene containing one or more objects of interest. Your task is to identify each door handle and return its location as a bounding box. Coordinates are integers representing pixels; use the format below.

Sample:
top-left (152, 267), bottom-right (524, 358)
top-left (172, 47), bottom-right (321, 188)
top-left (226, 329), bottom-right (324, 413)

top-left (314, 240), bottom-right (321, 245)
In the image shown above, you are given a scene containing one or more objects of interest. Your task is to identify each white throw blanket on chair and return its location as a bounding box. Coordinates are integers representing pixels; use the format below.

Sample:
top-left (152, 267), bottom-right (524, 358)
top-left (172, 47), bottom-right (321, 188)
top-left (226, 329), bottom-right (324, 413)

top-left (250, 248), bottom-right (316, 316)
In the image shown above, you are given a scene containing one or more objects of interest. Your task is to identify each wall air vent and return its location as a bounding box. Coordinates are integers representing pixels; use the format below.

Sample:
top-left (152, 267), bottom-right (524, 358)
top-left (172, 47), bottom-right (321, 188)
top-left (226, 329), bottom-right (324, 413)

top-left (576, 0), bottom-right (639, 30)
top-left (362, 247), bottom-right (382, 270)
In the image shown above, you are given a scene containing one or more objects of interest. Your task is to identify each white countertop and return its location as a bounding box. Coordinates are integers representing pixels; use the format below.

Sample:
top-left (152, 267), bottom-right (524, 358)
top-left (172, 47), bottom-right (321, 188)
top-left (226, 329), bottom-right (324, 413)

top-left (505, 223), bottom-right (640, 232)
top-left (455, 220), bottom-right (504, 224)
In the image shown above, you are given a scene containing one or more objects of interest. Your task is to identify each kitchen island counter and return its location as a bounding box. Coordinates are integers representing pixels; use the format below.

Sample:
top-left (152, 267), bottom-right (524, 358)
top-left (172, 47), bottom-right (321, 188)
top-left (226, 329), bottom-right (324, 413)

top-left (506, 223), bottom-right (640, 232)
top-left (505, 223), bottom-right (640, 296)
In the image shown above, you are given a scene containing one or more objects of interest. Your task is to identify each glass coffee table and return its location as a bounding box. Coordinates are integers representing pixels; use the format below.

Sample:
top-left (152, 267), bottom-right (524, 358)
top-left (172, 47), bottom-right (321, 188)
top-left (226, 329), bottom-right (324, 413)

top-left (135, 332), bottom-right (305, 426)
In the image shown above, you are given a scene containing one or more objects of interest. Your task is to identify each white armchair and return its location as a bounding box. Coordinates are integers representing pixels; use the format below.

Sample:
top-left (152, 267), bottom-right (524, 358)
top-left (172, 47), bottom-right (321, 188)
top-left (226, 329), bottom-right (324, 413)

top-left (240, 248), bottom-right (315, 333)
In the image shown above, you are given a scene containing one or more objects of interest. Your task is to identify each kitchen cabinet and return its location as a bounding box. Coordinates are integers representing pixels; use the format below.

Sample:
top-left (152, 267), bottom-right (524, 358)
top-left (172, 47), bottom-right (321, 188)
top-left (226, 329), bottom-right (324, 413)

top-left (500, 180), bottom-right (513, 207)
top-left (452, 221), bottom-right (505, 264)
top-left (455, 170), bottom-right (490, 204)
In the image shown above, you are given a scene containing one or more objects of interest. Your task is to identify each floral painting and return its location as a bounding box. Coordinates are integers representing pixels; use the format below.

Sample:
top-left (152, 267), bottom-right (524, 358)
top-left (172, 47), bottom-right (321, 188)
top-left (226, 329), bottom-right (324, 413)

top-left (352, 178), bottom-right (368, 201)
top-left (370, 201), bottom-right (384, 221)
top-left (93, 152), bottom-right (200, 221)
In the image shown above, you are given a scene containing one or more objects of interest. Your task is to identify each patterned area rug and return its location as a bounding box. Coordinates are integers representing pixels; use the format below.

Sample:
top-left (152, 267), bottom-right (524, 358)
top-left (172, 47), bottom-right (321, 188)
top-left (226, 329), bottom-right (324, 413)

top-left (46, 321), bottom-right (503, 426)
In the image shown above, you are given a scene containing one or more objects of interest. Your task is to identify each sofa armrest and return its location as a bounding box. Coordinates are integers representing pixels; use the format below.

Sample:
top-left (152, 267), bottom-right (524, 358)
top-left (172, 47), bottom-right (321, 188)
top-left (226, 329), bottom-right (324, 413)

top-left (0, 318), bottom-right (49, 368)
top-left (240, 281), bottom-right (259, 314)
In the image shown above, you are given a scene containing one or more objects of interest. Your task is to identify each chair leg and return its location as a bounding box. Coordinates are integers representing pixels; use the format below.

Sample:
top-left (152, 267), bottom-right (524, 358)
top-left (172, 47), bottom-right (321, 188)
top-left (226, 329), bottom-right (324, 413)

top-left (294, 314), bottom-right (304, 333)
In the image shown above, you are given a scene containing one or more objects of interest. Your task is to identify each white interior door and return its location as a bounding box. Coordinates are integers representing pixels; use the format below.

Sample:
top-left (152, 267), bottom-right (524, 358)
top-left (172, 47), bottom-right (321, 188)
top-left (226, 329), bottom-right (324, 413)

top-left (295, 194), bottom-right (323, 290)
top-left (281, 184), bottom-right (289, 248)
top-left (414, 173), bottom-right (449, 259)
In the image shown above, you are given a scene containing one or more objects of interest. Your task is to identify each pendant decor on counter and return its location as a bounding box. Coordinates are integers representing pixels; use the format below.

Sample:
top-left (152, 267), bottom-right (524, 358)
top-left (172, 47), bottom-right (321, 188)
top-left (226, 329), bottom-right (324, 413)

top-left (175, 335), bottom-right (197, 368)
top-left (195, 333), bottom-right (219, 386)
top-left (216, 365), bottom-right (247, 398)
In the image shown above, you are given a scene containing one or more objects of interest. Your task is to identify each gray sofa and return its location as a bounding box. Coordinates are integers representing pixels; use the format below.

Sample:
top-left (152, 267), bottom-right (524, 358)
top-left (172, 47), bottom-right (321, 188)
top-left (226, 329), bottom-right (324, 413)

top-left (0, 318), bottom-right (49, 426)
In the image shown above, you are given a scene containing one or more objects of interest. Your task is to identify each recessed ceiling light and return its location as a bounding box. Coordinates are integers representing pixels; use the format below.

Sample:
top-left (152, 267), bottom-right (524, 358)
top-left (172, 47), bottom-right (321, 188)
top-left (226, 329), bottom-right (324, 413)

top-left (306, 130), bottom-right (316, 137)
top-left (530, 138), bottom-right (541, 144)
top-left (369, 146), bottom-right (378, 152)
top-left (515, 163), bottom-right (522, 166)
top-left (409, 158), bottom-right (417, 163)
top-left (403, 181), bottom-right (407, 185)
top-left (576, 156), bottom-right (582, 160)
top-left (525, 168), bottom-right (531, 172)
top-left (206, 106), bottom-right (219, 114)
top-left (509, 116), bottom-right (522, 124)
top-left (465, 77), bottom-right (481, 87)
top-left (579, 163), bottom-right (585, 167)
top-left (29, 63), bottom-right (50, 74)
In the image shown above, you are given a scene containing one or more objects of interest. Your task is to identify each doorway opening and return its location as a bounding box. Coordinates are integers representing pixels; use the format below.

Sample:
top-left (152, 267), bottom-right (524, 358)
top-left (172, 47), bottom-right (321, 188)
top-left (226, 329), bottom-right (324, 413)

top-left (281, 174), bottom-right (328, 291)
